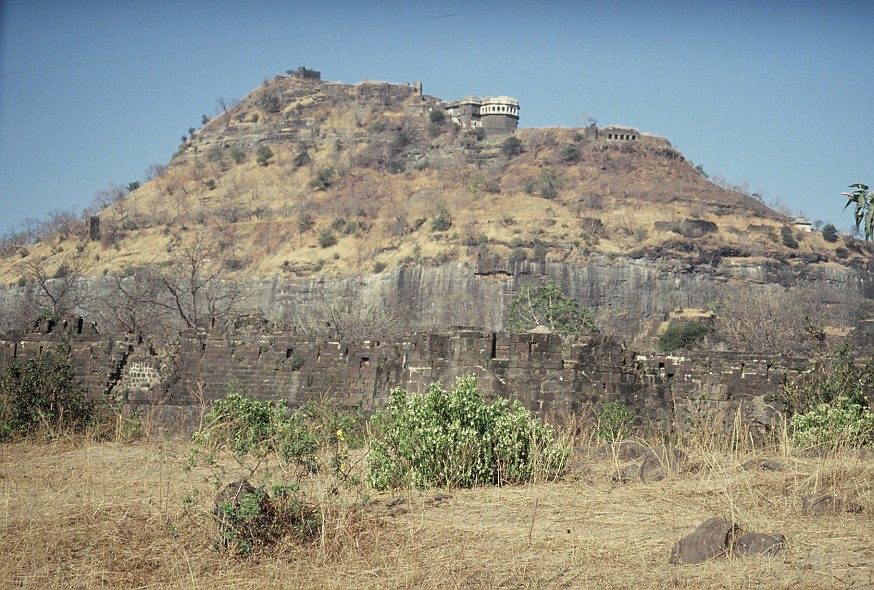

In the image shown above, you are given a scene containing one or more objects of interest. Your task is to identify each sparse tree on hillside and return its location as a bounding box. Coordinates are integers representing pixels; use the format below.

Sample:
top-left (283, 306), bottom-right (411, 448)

top-left (714, 287), bottom-right (814, 356)
top-left (20, 253), bottom-right (93, 320)
top-left (501, 136), bottom-right (523, 159)
top-left (256, 145), bottom-right (274, 166)
top-left (154, 231), bottom-right (243, 329)
top-left (508, 281), bottom-right (598, 335)
top-left (821, 223), bottom-right (839, 243)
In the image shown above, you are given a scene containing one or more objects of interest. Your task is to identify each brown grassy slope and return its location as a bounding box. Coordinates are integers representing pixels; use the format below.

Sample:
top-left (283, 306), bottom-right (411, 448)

top-left (1, 437), bottom-right (872, 589)
top-left (1, 76), bottom-right (859, 285)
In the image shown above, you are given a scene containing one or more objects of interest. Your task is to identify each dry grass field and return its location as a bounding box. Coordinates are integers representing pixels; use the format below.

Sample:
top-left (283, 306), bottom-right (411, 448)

top-left (2, 431), bottom-right (872, 589)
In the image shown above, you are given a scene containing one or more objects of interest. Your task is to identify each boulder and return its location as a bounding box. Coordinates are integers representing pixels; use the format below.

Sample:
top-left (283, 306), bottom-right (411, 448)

top-left (669, 518), bottom-right (737, 565)
top-left (802, 495), bottom-right (863, 516)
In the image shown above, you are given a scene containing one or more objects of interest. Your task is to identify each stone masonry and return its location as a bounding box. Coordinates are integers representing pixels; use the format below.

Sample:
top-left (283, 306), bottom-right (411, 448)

top-left (0, 317), bottom-right (810, 435)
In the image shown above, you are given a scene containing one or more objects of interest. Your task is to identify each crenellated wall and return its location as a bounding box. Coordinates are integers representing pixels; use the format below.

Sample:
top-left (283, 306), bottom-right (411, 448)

top-left (0, 317), bottom-right (816, 435)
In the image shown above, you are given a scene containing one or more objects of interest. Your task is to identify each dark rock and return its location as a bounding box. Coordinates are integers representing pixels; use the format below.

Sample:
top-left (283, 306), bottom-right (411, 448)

top-left (669, 518), bottom-right (737, 565)
top-left (802, 495), bottom-right (863, 516)
top-left (733, 533), bottom-right (785, 557)
top-left (214, 479), bottom-right (275, 548)
top-left (612, 464), bottom-right (640, 484)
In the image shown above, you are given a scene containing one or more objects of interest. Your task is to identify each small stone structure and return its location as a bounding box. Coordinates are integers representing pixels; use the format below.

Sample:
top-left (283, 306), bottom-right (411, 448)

top-left (601, 125), bottom-right (639, 141)
top-left (290, 66), bottom-right (320, 81)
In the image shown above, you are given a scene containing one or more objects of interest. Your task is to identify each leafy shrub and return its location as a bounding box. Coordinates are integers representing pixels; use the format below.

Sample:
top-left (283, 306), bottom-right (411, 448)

top-left (255, 145), bottom-right (273, 167)
top-left (373, 261), bottom-right (386, 273)
top-left (259, 92), bottom-right (281, 113)
top-left (500, 136), bottom-right (523, 158)
top-left (367, 377), bottom-right (570, 490)
top-left (791, 398), bottom-right (874, 449)
top-left (429, 108), bottom-right (445, 124)
top-left (596, 400), bottom-right (636, 443)
top-left (779, 344), bottom-right (874, 449)
top-left (309, 167), bottom-right (335, 190)
top-left (781, 226), bottom-right (799, 248)
top-left (431, 210), bottom-right (452, 232)
top-left (559, 144), bottom-right (581, 163)
top-left (821, 223), bottom-right (838, 243)
top-left (509, 247), bottom-right (528, 264)
top-left (507, 280), bottom-right (598, 335)
top-left (318, 229), bottom-right (337, 248)
top-left (0, 348), bottom-right (95, 440)
top-left (657, 321), bottom-right (710, 352)
top-left (230, 148), bottom-right (247, 165)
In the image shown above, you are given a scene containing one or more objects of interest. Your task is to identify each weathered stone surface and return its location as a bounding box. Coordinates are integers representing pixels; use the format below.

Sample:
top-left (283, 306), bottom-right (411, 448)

top-left (669, 518), bottom-right (737, 565)
top-left (802, 495), bottom-right (863, 516)
top-left (733, 533), bottom-right (785, 557)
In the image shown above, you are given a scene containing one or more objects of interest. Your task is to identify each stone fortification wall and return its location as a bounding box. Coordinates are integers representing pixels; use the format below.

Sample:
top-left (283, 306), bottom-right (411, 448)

top-left (0, 318), bottom-right (805, 435)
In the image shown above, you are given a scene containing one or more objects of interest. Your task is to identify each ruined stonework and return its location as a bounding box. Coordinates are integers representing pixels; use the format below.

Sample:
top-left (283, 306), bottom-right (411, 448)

top-left (0, 317), bottom-right (806, 435)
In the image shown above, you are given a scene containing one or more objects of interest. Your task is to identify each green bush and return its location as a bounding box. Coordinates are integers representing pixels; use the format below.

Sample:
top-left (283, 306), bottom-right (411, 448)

top-left (507, 280), bottom-right (598, 335)
top-left (559, 144), bottom-right (581, 163)
top-left (500, 136), bottom-right (523, 158)
top-left (596, 400), bottom-right (636, 443)
top-left (255, 145), bottom-right (274, 167)
top-left (779, 344), bottom-right (874, 449)
top-left (367, 377), bottom-right (570, 490)
top-left (657, 321), bottom-right (710, 352)
top-left (431, 210), bottom-right (452, 232)
top-left (821, 223), bottom-right (839, 243)
top-left (318, 229), bottom-right (337, 248)
top-left (781, 226), bottom-right (799, 248)
top-left (0, 348), bottom-right (95, 440)
top-left (791, 398), bottom-right (874, 449)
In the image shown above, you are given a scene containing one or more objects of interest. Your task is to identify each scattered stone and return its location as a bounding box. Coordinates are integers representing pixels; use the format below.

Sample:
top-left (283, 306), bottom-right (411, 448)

top-left (741, 458), bottom-right (784, 472)
top-left (733, 533), bottom-right (785, 557)
top-left (669, 518), bottom-right (737, 565)
top-left (639, 454), bottom-right (667, 482)
top-left (802, 495), bottom-right (863, 516)
top-left (213, 479), bottom-right (275, 548)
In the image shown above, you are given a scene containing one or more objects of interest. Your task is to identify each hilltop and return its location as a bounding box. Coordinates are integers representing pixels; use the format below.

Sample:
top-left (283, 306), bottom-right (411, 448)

top-left (1, 71), bottom-right (862, 285)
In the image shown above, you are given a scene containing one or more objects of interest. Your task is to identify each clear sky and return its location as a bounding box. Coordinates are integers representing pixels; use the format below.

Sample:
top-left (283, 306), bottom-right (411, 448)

top-left (1, 0), bottom-right (872, 238)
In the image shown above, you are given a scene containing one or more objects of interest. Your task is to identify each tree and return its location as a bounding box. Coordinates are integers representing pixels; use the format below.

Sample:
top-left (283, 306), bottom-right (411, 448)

top-left (20, 253), bottom-right (92, 320)
top-left (501, 136), bottom-right (523, 159)
top-left (507, 280), bottom-right (598, 334)
top-left (559, 144), bottom-right (581, 163)
top-left (821, 223), bottom-right (839, 243)
top-left (255, 145), bottom-right (273, 166)
top-left (154, 231), bottom-right (242, 329)
top-left (259, 92), bottom-right (281, 113)
top-left (843, 184), bottom-right (873, 241)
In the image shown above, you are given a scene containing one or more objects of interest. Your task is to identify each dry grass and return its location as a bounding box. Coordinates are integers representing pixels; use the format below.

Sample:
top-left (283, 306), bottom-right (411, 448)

top-left (1, 429), bottom-right (872, 589)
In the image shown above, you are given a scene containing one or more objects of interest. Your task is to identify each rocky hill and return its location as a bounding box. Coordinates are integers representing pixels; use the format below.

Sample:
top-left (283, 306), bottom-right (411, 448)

top-left (1, 71), bottom-right (871, 344)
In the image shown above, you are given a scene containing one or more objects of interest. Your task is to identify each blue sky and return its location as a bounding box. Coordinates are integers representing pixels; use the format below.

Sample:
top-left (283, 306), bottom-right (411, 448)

top-left (1, 0), bottom-right (872, 237)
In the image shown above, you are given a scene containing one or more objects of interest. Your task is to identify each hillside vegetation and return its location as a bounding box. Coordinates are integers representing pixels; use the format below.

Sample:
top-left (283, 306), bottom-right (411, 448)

top-left (1, 74), bottom-right (863, 285)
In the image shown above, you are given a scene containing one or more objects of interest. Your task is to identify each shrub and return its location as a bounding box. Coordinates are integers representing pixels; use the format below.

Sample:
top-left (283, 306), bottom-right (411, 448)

top-left (509, 247), bottom-right (528, 264)
top-left (259, 92), bottom-right (281, 113)
top-left (657, 321), bottom-right (710, 352)
top-left (309, 167), bottom-right (334, 190)
top-left (431, 210), bottom-right (452, 232)
top-left (373, 261), bottom-right (386, 273)
top-left (781, 226), bottom-right (799, 248)
top-left (559, 144), bottom-right (581, 163)
top-left (0, 348), bottom-right (95, 440)
top-left (508, 280), bottom-right (598, 334)
top-left (791, 398), bottom-right (874, 449)
top-left (317, 229), bottom-right (337, 248)
top-left (821, 223), bottom-right (839, 243)
top-left (500, 136), bottom-right (523, 158)
top-left (367, 376), bottom-right (570, 490)
top-left (429, 108), bottom-right (445, 124)
top-left (596, 400), bottom-right (636, 443)
top-left (230, 148), bottom-right (247, 165)
top-left (255, 145), bottom-right (274, 167)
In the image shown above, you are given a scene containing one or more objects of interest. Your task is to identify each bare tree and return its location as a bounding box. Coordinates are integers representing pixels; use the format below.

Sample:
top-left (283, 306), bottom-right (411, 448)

top-left (20, 253), bottom-right (93, 319)
top-left (714, 287), bottom-right (812, 356)
top-left (154, 230), bottom-right (243, 329)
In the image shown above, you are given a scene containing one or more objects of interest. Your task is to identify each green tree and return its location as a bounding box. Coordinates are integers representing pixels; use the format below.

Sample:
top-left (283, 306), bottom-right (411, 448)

top-left (0, 348), bottom-right (94, 440)
top-left (508, 280), bottom-right (598, 334)
top-left (500, 136), bottom-right (523, 158)
top-left (657, 321), bottom-right (710, 352)
top-left (559, 144), bottom-right (581, 163)
top-left (259, 92), bottom-right (281, 113)
top-left (317, 229), bottom-right (337, 248)
top-left (255, 145), bottom-right (273, 166)
top-left (781, 226), bottom-right (799, 248)
top-left (843, 184), bottom-right (873, 241)
top-left (821, 223), bottom-right (839, 243)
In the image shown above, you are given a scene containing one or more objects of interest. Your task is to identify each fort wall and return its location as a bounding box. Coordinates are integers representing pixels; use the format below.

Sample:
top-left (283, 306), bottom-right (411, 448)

top-left (0, 318), bottom-right (808, 435)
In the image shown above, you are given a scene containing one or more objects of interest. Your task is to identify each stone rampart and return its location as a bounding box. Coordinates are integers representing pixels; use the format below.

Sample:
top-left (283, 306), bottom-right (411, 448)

top-left (0, 318), bottom-right (809, 435)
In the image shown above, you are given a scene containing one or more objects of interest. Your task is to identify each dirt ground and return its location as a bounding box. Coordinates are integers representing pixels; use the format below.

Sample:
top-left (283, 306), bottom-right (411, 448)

top-left (1, 439), bottom-right (872, 589)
